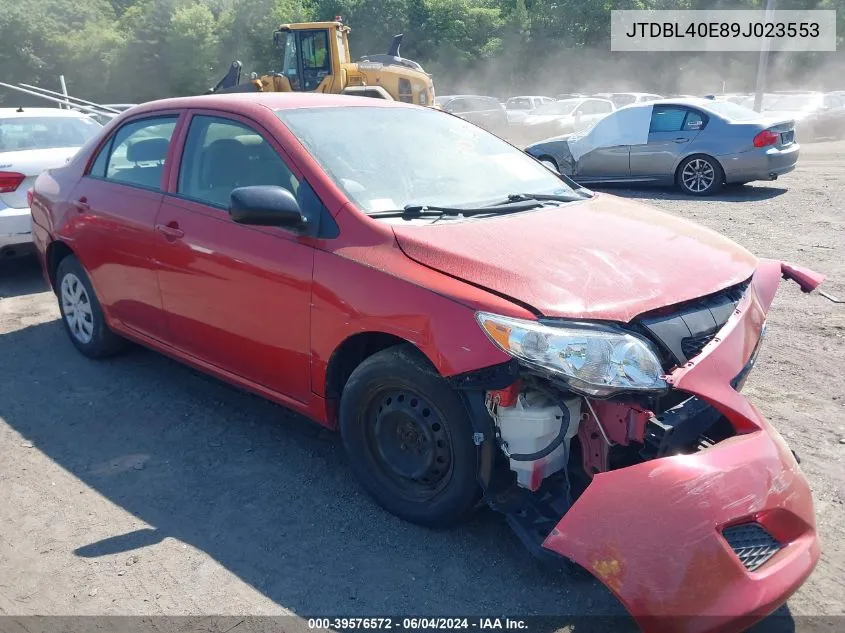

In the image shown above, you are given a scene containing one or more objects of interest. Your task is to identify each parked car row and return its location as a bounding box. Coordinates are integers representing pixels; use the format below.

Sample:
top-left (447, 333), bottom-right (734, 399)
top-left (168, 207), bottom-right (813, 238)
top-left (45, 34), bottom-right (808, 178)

top-left (26, 91), bottom-right (824, 633)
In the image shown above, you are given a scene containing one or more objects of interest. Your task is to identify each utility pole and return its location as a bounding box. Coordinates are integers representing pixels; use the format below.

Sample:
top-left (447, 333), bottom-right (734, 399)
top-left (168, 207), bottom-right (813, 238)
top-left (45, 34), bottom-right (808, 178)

top-left (59, 75), bottom-right (69, 110)
top-left (753, 0), bottom-right (777, 112)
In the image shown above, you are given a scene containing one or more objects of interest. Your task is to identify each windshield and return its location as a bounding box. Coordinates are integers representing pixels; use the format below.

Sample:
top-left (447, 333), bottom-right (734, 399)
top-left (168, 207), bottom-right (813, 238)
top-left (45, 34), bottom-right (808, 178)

top-left (506, 98), bottom-right (533, 110)
top-left (0, 116), bottom-right (101, 151)
top-left (611, 94), bottom-right (637, 107)
top-left (532, 100), bottom-right (580, 116)
top-left (276, 106), bottom-right (577, 214)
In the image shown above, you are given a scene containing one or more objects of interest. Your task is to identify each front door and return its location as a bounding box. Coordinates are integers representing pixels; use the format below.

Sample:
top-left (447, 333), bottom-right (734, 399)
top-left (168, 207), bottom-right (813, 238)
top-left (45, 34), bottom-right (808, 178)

top-left (67, 113), bottom-right (181, 341)
top-left (629, 105), bottom-right (705, 180)
top-left (154, 112), bottom-right (314, 404)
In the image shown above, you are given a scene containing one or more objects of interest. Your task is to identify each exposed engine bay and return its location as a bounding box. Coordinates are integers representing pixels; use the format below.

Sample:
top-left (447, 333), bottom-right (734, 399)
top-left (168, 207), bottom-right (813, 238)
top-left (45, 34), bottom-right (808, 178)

top-left (461, 274), bottom-right (773, 560)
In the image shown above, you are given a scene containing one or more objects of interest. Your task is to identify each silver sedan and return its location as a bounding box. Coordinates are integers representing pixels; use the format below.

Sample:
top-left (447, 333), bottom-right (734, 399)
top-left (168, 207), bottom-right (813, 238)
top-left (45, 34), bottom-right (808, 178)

top-left (525, 98), bottom-right (799, 196)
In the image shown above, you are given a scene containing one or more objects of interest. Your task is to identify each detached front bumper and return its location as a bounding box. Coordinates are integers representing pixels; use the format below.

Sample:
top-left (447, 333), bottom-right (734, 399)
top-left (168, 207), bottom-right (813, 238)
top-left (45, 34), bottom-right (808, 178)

top-left (541, 260), bottom-right (824, 633)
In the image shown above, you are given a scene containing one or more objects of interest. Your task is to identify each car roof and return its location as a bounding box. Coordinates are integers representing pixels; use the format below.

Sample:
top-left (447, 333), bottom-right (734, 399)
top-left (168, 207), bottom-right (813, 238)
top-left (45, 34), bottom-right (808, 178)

top-left (0, 107), bottom-right (95, 118)
top-left (128, 93), bottom-right (416, 117)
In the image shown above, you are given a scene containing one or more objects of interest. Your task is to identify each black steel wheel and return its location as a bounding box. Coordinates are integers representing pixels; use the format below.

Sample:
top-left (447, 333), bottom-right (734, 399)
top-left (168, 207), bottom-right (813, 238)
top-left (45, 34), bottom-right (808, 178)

top-left (339, 345), bottom-right (480, 528)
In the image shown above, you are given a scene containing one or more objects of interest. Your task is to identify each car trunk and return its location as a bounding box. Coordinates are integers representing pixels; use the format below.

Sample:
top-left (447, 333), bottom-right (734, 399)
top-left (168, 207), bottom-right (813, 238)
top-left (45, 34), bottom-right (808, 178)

top-left (0, 147), bottom-right (79, 208)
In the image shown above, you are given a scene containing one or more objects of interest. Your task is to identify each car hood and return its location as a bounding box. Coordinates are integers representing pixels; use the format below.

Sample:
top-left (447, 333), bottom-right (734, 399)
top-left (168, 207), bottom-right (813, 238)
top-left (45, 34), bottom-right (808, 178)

top-left (391, 194), bottom-right (758, 322)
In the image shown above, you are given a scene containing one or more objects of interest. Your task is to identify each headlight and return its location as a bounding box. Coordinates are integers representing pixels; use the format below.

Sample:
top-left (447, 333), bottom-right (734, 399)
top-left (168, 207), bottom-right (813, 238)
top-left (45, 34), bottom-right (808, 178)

top-left (476, 312), bottom-right (667, 397)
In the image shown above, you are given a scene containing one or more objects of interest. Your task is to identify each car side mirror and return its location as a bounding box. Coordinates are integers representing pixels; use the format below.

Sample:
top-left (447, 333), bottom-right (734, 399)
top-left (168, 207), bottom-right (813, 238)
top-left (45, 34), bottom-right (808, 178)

top-left (229, 185), bottom-right (307, 229)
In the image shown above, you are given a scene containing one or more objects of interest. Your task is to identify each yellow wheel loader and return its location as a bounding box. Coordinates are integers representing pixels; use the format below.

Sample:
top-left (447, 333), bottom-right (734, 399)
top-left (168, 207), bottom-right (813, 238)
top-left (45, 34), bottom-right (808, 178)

top-left (208, 18), bottom-right (436, 106)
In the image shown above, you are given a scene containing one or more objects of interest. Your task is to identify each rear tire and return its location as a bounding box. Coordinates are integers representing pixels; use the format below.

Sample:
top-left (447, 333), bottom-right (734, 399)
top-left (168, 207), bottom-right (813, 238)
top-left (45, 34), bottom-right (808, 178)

top-left (339, 345), bottom-right (481, 528)
top-left (677, 155), bottom-right (724, 196)
top-left (55, 255), bottom-right (128, 359)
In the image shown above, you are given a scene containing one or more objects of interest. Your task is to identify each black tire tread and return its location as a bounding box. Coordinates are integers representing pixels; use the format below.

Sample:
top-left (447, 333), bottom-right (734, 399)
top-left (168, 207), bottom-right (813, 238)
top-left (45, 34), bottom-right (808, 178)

top-left (339, 344), bottom-right (481, 529)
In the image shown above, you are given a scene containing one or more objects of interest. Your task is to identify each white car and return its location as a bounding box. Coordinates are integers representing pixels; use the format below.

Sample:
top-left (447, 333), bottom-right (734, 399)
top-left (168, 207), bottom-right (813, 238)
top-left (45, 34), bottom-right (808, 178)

top-left (0, 107), bottom-right (102, 257)
top-left (592, 92), bottom-right (664, 108)
top-left (504, 95), bottom-right (555, 124)
top-left (517, 97), bottom-right (615, 145)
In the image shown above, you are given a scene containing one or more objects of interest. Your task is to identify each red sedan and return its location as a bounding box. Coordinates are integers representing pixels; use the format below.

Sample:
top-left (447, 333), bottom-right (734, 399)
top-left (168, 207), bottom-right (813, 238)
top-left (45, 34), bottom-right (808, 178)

top-left (30, 93), bottom-right (823, 632)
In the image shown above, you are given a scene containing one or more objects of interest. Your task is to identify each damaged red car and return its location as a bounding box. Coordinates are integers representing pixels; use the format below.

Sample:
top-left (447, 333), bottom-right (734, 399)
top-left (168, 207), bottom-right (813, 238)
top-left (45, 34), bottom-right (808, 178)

top-left (29, 93), bottom-right (823, 633)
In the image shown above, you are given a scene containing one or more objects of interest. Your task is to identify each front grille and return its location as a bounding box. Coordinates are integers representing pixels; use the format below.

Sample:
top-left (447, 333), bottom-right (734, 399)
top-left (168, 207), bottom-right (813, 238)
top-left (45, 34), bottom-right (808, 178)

top-left (681, 330), bottom-right (717, 359)
top-left (723, 523), bottom-right (782, 572)
top-left (634, 279), bottom-right (750, 370)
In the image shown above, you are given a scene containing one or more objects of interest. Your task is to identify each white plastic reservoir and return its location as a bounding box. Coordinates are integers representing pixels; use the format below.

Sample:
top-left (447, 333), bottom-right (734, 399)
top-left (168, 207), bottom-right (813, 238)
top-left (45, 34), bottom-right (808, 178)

top-left (495, 391), bottom-right (581, 491)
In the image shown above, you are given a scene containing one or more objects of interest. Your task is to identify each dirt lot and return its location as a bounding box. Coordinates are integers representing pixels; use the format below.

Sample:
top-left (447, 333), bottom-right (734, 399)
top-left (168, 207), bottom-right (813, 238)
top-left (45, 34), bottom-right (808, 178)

top-left (1, 141), bottom-right (843, 630)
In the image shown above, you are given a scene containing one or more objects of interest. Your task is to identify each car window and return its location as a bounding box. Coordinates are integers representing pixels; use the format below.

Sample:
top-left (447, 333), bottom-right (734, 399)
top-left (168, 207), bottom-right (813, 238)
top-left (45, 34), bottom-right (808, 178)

top-left (94, 116), bottom-right (178, 190)
top-left (650, 106), bottom-right (687, 133)
top-left (594, 100), bottom-right (614, 113)
top-left (445, 98), bottom-right (469, 114)
top-left (276, 105), bottom-right (578, 215)
top-left (506, 97), bottom-right (532, 110)
top-left (682, 110), bottom-right (707, 131)
top-left (177, 115), bottom-right (299, 209)
top-left (612, 95), bottom-right (636, 108)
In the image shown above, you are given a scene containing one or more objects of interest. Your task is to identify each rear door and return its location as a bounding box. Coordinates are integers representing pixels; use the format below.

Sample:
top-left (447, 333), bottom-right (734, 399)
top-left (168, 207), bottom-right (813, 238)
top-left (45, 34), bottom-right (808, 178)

top-left (153, 110), bottom-right (315, 404)
top-left (629, 105), bottom-right (706, 180)
top-left (66, 112), bottom-right (182, 341)
top-left (574, 110), bottom-right (632, 180)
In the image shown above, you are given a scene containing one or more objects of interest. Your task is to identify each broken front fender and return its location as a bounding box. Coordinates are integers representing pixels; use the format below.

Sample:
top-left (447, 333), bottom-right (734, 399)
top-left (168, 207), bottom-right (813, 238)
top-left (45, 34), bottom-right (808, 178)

top-left (541, 260), bottom-right (824, 633)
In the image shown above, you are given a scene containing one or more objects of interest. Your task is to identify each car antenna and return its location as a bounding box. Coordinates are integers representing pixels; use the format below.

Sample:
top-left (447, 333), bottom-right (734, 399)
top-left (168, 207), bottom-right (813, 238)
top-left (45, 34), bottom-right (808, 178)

top-left (16, 106), bottom-right (24, 112)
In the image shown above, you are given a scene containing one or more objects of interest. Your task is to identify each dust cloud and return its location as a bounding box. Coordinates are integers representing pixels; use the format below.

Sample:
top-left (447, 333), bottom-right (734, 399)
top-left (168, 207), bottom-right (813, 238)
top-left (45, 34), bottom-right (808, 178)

top-left (430, 49), bottom-right (845, 99)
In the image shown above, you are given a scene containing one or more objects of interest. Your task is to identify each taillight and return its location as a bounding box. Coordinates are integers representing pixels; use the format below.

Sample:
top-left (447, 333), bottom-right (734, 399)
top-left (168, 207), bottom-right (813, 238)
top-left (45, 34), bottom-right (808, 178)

top-left (753, 130), bottom-right (779, 148)
top-left (26, 188), bottom-right (34, 207)
top-left (0, 171), bottom-right (26, 193)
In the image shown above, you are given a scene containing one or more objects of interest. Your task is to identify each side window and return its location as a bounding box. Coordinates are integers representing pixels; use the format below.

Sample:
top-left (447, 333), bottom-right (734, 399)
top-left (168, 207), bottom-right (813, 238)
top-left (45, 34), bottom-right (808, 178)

top-left (88, 138), bottom-right (113, 178)
top-left (682, 110), bottom-right (707, 131)
top-left (446, 99), bottom-right (468, 113)
top-left (594, 100), bottom-right (614, 113)
top-left (177, 115), bottom-right (299, 210)
top-left (103, 116), bottom-right (178, 190)
top-left (477, 98), bottom-right (498, 111)
top-left (301, 30), bottom-right (330, 71)
top-left (650, 106), bottom-right (687, 133)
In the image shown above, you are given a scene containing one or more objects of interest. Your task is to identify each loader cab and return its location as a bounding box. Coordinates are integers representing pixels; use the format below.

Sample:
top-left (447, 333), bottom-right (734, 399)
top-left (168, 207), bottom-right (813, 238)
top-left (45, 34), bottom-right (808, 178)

top-left (274, 23), bottom-right (349, 92)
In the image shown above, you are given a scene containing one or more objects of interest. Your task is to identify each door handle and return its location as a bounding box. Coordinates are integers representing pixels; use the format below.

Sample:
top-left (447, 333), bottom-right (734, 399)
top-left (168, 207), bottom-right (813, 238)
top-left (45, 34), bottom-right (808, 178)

top-left (155, 222), bottom-right (184, 240)
top-left (674, 137), bottom-right (690, 143)
top-left (72, 197), bottom-right (90, 213)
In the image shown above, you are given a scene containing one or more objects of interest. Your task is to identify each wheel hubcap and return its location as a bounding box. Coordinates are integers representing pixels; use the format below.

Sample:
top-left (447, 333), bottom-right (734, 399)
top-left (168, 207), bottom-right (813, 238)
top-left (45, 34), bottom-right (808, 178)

top-left (61, 273), bottom-right (94, 344)
top-left (682, 159), bottom-right (715, 192)
top-left (369, 390), bottom-right (452, 496)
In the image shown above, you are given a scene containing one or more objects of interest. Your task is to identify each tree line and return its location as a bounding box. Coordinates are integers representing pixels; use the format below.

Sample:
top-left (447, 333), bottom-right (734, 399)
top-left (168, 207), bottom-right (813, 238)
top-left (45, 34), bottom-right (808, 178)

top-left (1, 0), bottom-right (843, 106)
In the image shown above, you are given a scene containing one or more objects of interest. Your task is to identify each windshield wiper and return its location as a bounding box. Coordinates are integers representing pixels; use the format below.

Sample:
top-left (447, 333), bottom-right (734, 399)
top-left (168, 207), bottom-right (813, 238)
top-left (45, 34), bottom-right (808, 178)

top-left (500, 192), bottom-right (589, 204)
top-left (368, 199), bottom-right (545, 219)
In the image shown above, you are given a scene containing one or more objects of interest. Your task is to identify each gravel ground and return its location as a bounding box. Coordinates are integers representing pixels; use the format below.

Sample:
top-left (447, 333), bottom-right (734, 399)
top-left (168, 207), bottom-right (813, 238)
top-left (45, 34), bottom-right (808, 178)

top-left (0, 141), bottom-right (843, 630)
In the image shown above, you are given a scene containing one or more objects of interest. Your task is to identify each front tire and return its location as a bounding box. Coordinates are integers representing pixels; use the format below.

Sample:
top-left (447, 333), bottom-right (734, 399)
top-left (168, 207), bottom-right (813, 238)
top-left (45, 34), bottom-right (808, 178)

top-left (55, 255), bottom-right (128, 359)
top-left (677, 155), bottom-right (724, 196)
top-left (339, 345), bottom-right (481, 528)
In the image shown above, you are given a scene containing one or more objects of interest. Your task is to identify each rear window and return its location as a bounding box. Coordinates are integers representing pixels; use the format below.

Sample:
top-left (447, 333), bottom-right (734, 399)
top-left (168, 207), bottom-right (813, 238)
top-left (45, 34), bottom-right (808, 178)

top-left (0, 116), bottom-right (101, 151)
top-left (703, 100), bottom-right (762, 121)
top-left (506, 98), bottom-right (533, 110)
